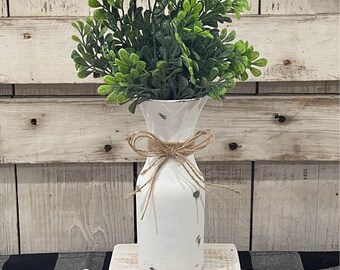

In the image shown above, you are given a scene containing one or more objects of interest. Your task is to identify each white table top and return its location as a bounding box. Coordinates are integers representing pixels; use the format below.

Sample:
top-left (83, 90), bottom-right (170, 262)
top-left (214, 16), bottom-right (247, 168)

top-left (109, 243), bottom-right (241, 270)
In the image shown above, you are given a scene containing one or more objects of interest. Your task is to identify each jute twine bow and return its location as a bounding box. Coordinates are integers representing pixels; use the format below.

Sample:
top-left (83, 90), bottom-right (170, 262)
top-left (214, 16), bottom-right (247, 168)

top-left (126, 130), bottom-right (240, 220)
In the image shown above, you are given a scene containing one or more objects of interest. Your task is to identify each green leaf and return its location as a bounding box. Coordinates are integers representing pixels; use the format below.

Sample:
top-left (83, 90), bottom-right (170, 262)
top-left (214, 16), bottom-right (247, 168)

top-left (98, 84), bottom-right (114, 95)
top-left (71, 35), bottom-right (82, 43)
top-left (118, 48), bottom-right (130, 63)
top-left (129, 53), bottom-right (139, 64)
top-left (250, 51), bottom-right (260, 61)
top-left (136, 61), bottom-right (146, 70)
top-left (73, 56), bottom-right (88, 66)
top-left (71, 50), bottom-right (81, 59)
top-left (240, 71), bottom-right (248, 81)
top-left (103, 75), bottom-right (116, 84)
top-left (130, 69), bottom-right (139, 79)
top-left (129, 100), bottom-right (138, 114)
top-left (253, 58), bottom-right (268, 67)
top-left (225, 30), bottom-right (236, 42)
top-left (183, 0), bottom-right (191, 12)
top-left (71, 22), bottom-right (80, 31)
top-left (88, 0), bottom-right (101, 8)
top-left (107, 91), bottom-right (118, 103)
top-left (77, 69), bottom-right (92, 78)
top-left (250, 67), bottom-right (262, 77)
top-left (93, 9), bottom-right (106, 20)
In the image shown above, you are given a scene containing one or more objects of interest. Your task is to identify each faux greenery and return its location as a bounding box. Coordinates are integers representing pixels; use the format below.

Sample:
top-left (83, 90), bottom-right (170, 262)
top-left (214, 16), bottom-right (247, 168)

top-left (71, 0), bottom-right (267, 113)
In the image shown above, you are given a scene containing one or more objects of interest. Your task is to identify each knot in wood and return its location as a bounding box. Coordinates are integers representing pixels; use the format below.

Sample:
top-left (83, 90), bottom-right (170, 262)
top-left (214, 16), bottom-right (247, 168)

top-left (283, 59), bottom-right (292, 66)
top-left (229, 143), bottom-right (239, 151)
top-left (104, 145), bottom-right (112, 152)
top-left (30, 118), bottom-right (38, 126)
top-left (23, 33), bottom-right (32, 40)
top-left (274, 113), bottom-right (287, 123)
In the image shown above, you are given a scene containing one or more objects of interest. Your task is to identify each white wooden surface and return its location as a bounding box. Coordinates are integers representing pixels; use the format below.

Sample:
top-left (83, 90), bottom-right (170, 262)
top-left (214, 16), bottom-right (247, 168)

top-left (261, 0), bottom-right (340, 14)
top-left (0, 165), bottom-right (18, 255)
top-left (0, 15), bottom-right (338, 83)
top-left (0, 0), bottom-right (7, 17)
top-left (0, 96), bottom-right (338, 164)
top-left (9, 0), bottom-right (91, 16)
top-left (110, 244), bottom-right (241, 270)
top-left (202, 162), bottom-right (251, 251)
top-left (252, 162), bottom-right (339, 251)
top-left (17, 163), bottom-right (135, 253)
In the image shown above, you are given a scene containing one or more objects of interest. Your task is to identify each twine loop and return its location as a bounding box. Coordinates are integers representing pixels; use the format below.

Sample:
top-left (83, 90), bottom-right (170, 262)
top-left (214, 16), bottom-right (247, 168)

top-left (126, 130), bottom-right (240, 220)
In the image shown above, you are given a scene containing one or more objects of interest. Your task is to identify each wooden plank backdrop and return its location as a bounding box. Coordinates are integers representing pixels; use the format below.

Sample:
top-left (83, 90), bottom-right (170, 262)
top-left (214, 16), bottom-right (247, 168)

top-left (261, 0), bottom-right (340, 14)
top-left (9, 0), bottom-right (91, 17)
top-left (0, 165), bottom-right (18, 254)
top-left (0, 96), bottom-right (338, 164)
top-left (0, 0), bottom-right (339, 256)
top-left (17, 163), bottom-right (135, 253)
top-left (0, 15), bottom-right (339, 83)
top-left (14, 82), bottom-right (256, 96)
top-left (9, 0), bottom-right (259, 16)
top-left (202, 162), bottom-right (252, 250)
top-left (253, 162), bottom-right (339, 251)
top-left (259, 81), bottom-right (340, 94)
top-left (0, 0), bottom-right (7, 17)
top-left (0, 85), bottom-right (12, 96)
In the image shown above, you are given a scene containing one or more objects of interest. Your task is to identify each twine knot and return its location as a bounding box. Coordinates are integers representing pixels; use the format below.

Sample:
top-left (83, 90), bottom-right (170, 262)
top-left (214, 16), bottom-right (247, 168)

top-left (126, 130), bottom-right (240, 220)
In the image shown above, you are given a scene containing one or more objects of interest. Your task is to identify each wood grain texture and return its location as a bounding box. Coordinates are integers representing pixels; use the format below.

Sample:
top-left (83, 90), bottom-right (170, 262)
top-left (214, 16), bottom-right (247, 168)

top-left (252, 162), bottom-right (339, 251)
top-left (17, 163), bottom-right (135, 253)
top-left (0, 96), bottom-right (338, 163)
top-left (325, 81), bottom-right (340, 94)
top-left (0, 0), bottom-right (7, 17)
top-left (137, 161), bottom-right (252, 250)
top-left (202, 162), bottom-right (251, 251)
top-left (259, 81), bottom-right (339, 94)
top-left (9, 0), bottom-right (91, 16)
top-left (14, 83), bottom-right (255, 96)
top-left (0, 15), bottom-right (338, 83)
top-left (0, 85), bottom-right (12, 96)
top-left (0, 165), bottom-right (18, 255)
top-left (261, 0), bottom-right (339, 14)
top-left (15, 84), bottom-right (100, 96)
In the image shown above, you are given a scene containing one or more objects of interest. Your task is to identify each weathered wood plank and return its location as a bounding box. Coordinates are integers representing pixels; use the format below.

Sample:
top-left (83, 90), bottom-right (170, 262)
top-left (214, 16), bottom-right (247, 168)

top-left (0, 96), bottom-right (338, 163)
top-left (0, 165), bottom-right (18, 255)
top-left (260, 81), bottom-right (340, 94)
top-left (14, 83), bottom-right (255, 96)
top-left (325, 81), bottom-right (340, 94)
top-left (0, 0), bottom-right (7, 17)
top-left (10, 0), bottom-right (258, 16)
top-left (15, 84), bottom-right (100, 96)
top-left (17, 163), bottom-right (135, 253)
top-left (252, 162), bottom-right (339, 251)
top-left (0, 15), bottom-right (338, 83)
top-left (9, 0), bottom-right (91, 16)
top-left (202, 162), bottom-right (251, 250)
top-left (259, 81), bottom-right (330, 94)
top-left (0, 84), bottom-right (12, 96)
top-left (261, 0), bottom-right (339, 14)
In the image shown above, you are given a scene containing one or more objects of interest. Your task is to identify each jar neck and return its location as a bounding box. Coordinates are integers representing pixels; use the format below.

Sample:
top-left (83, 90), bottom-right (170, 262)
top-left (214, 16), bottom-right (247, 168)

top-left (139, 97), bottom-right (208, 142)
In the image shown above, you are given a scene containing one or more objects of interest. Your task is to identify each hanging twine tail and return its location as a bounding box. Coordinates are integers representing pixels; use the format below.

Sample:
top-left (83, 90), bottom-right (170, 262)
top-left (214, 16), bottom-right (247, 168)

top-left (126, 129), bottom-right (240, 220)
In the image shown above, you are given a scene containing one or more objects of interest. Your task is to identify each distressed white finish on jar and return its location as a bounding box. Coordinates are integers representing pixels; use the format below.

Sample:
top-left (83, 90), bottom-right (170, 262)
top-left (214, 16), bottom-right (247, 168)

top-left (136, 97), bottom-right (208, 270)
